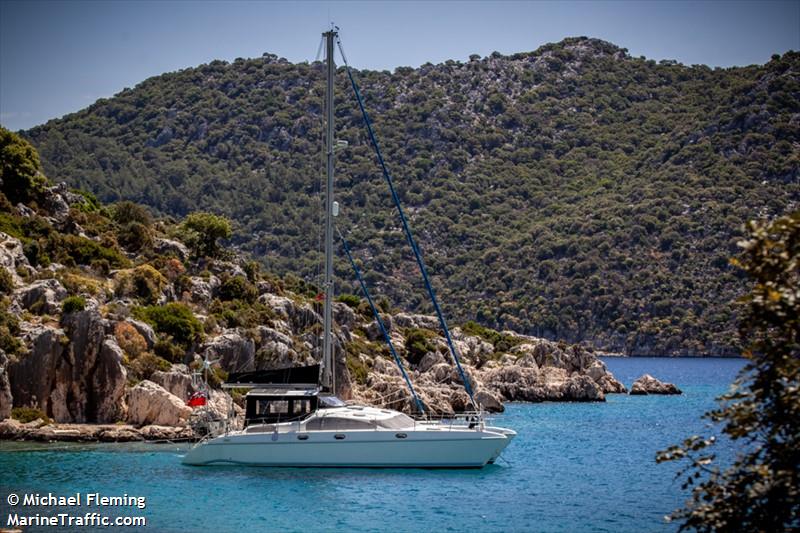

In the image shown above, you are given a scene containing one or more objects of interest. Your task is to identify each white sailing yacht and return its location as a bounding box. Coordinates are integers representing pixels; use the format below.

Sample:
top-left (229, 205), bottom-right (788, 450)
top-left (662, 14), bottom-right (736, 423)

top-left (182, 29), bottom-right (515, 468)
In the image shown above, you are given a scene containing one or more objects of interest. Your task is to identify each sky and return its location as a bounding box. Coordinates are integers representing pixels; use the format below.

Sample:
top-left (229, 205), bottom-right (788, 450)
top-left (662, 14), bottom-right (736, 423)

top-left (1, 0), bottom-right (798, 132)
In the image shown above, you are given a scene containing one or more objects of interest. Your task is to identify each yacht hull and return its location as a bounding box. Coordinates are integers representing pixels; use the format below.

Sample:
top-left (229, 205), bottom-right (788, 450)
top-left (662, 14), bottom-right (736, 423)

top-left (182, 428), bottom-right (514, 468)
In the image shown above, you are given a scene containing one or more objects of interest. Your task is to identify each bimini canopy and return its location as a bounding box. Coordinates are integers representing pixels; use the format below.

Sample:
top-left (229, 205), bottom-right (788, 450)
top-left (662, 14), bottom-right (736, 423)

top-left (224, 364), bottom-right (320, 389)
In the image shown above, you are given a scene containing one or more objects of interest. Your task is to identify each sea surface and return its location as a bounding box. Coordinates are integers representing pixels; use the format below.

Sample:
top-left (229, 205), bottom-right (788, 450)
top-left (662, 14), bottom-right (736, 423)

top-left (0, 357), bottom-right (746, 532)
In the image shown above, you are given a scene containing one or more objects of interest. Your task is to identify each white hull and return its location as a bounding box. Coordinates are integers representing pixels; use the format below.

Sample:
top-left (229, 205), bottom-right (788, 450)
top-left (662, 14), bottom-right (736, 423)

top-left (183, 425), bottom-right (515, 468)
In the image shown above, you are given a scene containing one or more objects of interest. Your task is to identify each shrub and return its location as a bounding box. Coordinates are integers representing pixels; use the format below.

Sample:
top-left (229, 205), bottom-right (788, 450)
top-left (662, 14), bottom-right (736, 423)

top-left (153, 338), bottom-right (185, 363)
top-left (114, 321), bottom-right (147, 359)
top-left (243, 260), bottom-right (261, 282)
top-left (0, 268), bottom-right (13, 294)
top-left (11, 407), bottom-right (51, 424)
top-left (217, 275), bottom-right (257, 303)
top-left (90, 258), bottom-right (111, 275)
top-left (462, 320), bottom-right (522, 354)
top-left (112, 201), bottom-right (152, 227)
top-left (346, 354), bottom-right (369, 385)
top-left (209, 298), bottom-right (275, 329)
top-left (115, 264), bottom-right (167, 304)
top-left (404, 328), bottom-right (436, 365)
top-left (337, 294), bottom-right (360, 308)
top-left (0, 127), bottom-right (48, 205)
top-left (181, 212), bottom-right (231, 258)
top-left (162, 257), bottom-right (185, 281)
top-left (22, 240), bottom-right (46, 267)
top-left (174, 274), bottom-right (192, 296)
top-left (72, 189), bottom-right (102, 213)
top-left (132, 302), bottom-right (203, 347)
top-left (0, 300), bottom-right (24, 356)
top-left (52, 234), bottom-right (129, 268)
top-left (126, 352), bottom-right (171, 381)
top-left (61, 295), bottom-right (86, 314)
top-left (116, 221), bottom-right (153, 252)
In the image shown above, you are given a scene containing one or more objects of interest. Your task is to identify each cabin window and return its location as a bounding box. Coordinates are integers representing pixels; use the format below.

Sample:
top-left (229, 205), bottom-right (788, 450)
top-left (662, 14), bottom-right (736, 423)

top-left (293, 399), bottom-right (312, 415)
top-left (304, 416), bottom-right (375, 431)
top-left (319, 396), bottom-right (347, 408)
top-left (256, 400), bottom-right (289, 416)
top-left (375, 414), bottom-right (414, 430)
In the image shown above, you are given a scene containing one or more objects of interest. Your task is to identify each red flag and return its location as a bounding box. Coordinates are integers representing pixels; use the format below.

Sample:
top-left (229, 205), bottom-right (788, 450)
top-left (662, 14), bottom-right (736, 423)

top-left (187, 393), bottom-right (207, 407)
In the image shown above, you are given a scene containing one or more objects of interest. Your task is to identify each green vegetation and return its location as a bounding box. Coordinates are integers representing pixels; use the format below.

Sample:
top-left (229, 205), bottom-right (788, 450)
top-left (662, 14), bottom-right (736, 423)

top-left (217, 274), bottom-right (258, 303)
top-left (404, 328), bottom-right (437, 365)
top-left (153, 338), bottom-right (185, 363)
top-left (462, 320), bottom-right (523, 353)
top-left (0, 127), bottom-right (47, 205)
top-left (114, 264), bottom-right (167, 304)
top-left (346, 353), bottom-right (369, 385)
top-left (61, 295), bottom-right (86, 314)
top-left (0, 268), bottom-right (13, 295)
top-left (337, 294), bottom-right (361, 308)
top-left (114, 321), bottom-right (147, 359)
top-left (657, 211), bottom-right (799, 531)
top-left (126, 352), bottom-right (171, 382)
top-left (0, 299), bottom-right (24, 356)
top-left (112, 201), bottom-right (152, 226)
top-left (181, 212), bottom-right (232, 258)
top-left (21, 40), bottom-right (800, 354)
top-left (10, 406), bottom-right (51, 424)
top-left (52, 234), bottom-right (130, 269)
top-left (132, 302), bottom-right (203, 347)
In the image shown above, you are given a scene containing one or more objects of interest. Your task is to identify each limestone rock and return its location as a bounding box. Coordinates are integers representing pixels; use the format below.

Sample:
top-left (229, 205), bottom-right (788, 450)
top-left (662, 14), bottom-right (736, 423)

top-left (333, 302), bottom-right (357, 329)
top-left (97, 427), bottom-right (145, 442)
top-left (15, 278), bottom-right (68, 315)
top-left (417, 350), bottom-right (446, 373)
top-left (204, 331), bottom-right (255, 373)
top-left (207, 260), bottom-right (247, 279)
top-left (365, 314), bottom-right (393, 341)
top-left (150, 364), bottom-right (193, 401)
top-left (43, 183), bottom-right (71, 221)
top-left (256, 325), bottom-right (294, 348)
top-left (0, 232), bottom-right (33, 286)
top-left (585, 359), bottom-right (627, 393)
top-left (0, 350), bottom-right (12, 420)
top-left (188, 275), bottom-right (220, 305)
top-left (255, 339), bottom-right (298, 370)
top-left (205, 389), bottom-right (238, 421)
top-left (16, 203), bottom-right (35, 218)
top-left (92, 338), bottom-right (128, 422)
top-left (258, 293), bottom-right (321, 331)
top-left (126, 380), bottom-right (192, 426)
top-left (9, 325), bottom-right (66, 419)
top-left (0, 418), bottom-right (22, 438)
top-left (564, 374), bottom-right (605, 401)
top-left (138, 425), bottom-right (195, 441)
top-left (474, 389), bottom-right (504, 413)
top-left (630, 374), bottom-right (682, 395)
top-left (393, 313), bottom-right (439, 330)
top-left (125, 318), bottom-right (157, 348)
top-left (153, 238), bottom-right (189, 261)
top-left (9, 307), bottom-right (128, 423)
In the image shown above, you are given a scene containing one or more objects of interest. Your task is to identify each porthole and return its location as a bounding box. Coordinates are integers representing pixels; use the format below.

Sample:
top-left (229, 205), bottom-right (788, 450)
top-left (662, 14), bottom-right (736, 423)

top-left (395, 433), bottom-right (408, 439)
top-left (297, 434), bottom-right (309, 441)
top-left (334, 434), bottom-right (346, 440)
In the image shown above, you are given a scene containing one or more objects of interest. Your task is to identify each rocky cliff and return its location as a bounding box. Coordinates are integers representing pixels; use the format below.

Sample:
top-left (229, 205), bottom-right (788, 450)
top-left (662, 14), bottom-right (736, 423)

top-left (22, 39), bottom-right (800, 356)
top-left (0, 129), bottom-right (626, 431)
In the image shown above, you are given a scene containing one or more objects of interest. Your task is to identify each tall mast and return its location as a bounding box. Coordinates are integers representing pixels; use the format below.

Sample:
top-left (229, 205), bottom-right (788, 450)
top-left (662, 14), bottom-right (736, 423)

top-left (321, 28), bottom-right (336, 393)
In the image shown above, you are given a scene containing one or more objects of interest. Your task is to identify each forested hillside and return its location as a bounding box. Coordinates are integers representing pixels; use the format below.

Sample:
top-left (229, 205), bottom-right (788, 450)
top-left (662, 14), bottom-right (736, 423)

top-left (21, 37), bottom-right (800, 355)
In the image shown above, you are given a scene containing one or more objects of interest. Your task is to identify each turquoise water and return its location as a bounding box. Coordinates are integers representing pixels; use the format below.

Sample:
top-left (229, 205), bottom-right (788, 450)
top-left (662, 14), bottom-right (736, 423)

top-left (0, 357), bottom-right (745, 532)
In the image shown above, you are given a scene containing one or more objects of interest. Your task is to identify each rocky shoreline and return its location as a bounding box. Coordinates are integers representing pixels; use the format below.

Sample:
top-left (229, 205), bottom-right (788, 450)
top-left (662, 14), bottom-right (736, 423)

top-left (0, 175), bottom-right (686, 444)
top-left (0, 418), bottom-right (196, 443)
